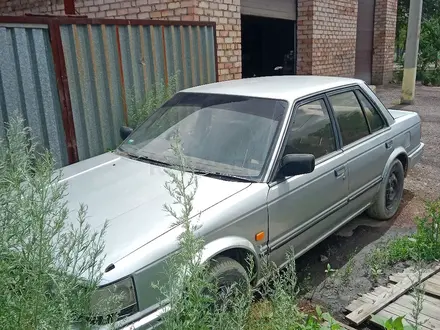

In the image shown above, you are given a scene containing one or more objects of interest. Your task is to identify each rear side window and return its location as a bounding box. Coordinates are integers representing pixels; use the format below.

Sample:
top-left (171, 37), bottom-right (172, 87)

top-left (356, 91), bottom-right (385, 132)
top-left (329, 91), bottom-right (370, 146)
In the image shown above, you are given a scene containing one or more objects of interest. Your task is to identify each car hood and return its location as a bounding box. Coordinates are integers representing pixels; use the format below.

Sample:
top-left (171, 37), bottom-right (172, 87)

top-left (60, 152), bottom-right (251, 266)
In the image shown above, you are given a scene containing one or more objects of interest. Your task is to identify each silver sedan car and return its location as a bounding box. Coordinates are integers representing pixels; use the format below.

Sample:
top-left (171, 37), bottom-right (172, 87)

top-left (64, 76), bottom-right (423, 329)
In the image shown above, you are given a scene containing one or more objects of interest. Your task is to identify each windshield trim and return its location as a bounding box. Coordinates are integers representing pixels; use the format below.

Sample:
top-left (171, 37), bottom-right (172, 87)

top-left (116, 92), bottom-right (291, 183)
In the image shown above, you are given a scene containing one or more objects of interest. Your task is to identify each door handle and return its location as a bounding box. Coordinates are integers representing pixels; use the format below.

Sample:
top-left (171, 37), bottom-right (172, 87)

top-left (334, 166), bottom-right (346, 179)
top-left (385, 140), bottom-right (393, 149)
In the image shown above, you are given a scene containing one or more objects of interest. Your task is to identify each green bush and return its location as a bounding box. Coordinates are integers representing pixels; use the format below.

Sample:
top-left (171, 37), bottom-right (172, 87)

top-left (421, 69), bottom-right (440, 86)
top-left (0, 118), bottom-right (115, 330)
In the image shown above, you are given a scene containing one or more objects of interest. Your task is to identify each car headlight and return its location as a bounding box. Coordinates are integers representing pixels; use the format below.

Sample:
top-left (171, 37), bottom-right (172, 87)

top-left (90, 277), bottom-right (138, 323)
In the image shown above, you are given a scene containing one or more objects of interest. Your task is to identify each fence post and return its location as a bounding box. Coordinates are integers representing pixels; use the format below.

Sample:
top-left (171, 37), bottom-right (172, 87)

top-left (48, 20), bottom-right (79, 164)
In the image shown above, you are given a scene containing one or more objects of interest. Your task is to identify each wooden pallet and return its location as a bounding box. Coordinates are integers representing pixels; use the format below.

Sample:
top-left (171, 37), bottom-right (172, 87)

top-left (344, 264), bottom-right (440, 329)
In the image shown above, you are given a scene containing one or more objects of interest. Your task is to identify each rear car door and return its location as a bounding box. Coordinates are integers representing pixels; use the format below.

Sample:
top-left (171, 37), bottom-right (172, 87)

top-left (267, 96), bottom-right (350, 267)
top-left (326, 87), bottom-right (393, 214)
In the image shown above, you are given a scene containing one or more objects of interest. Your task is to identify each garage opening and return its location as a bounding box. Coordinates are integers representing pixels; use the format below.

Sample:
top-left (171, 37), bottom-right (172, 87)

top-left (240, 0), bottom-right (296, 78)
top-left (242, 15), bottom-right (296, 78)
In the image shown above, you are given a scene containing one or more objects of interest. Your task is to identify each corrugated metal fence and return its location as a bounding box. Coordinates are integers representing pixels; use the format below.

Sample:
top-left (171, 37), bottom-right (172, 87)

top-left (0, 22), bottom-right (68, 165)
top-left (0, 16), bottom-right (217, 167)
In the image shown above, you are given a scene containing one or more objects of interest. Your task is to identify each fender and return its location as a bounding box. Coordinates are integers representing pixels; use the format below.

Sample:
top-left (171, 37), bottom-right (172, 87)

top-left (200, 236), bottom-right (261, 277)
top-left (382, 146), bottom-right (408, 180)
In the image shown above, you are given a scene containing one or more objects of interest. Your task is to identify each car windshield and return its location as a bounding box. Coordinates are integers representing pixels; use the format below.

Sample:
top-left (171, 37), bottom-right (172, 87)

top-left (118, 92), bottom-right (288, 181)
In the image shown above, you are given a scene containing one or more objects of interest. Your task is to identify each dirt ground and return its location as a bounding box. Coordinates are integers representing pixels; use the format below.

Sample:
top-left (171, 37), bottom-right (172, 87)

top-left (294, 83), bottom-right (440, 327)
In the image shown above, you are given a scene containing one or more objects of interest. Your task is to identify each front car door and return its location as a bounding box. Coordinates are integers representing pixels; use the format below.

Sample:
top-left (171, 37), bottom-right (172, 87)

top-left (267, 96), bottom-right (350, 267)
top-left (326, 87), bottom-right (393, 215)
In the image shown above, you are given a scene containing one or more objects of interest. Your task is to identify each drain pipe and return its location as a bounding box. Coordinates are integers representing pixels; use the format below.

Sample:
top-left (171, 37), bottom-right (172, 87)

top-left (64, 0), bottom-right (75, 15)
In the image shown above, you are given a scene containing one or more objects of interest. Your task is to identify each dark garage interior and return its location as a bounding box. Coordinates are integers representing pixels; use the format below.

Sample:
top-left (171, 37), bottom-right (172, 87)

top-left (241, 14), bottom-right (296, 78)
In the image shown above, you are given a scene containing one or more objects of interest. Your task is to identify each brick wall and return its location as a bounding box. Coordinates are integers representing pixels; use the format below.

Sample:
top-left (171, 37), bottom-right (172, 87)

top-left (0, 0), bottom-right (241, 82)
top-left (297, 0), bottom-right (358, 77)
top-left (372, 0), bottom-right (398, 85)
top-left (0, 0), bottom-right (63, 15)
top-left (199, 0), bottom-right (241, 81)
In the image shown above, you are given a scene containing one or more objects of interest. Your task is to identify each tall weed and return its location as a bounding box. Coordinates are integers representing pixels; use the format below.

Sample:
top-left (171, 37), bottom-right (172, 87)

top-left (0, 118), bottom-right (113, 330)
top-left (128, 72), bottom-right (180, 129)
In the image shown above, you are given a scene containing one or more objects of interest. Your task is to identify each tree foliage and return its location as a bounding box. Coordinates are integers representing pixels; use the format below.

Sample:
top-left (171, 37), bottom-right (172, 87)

top-left (396, 0), bottom-right (440, 81)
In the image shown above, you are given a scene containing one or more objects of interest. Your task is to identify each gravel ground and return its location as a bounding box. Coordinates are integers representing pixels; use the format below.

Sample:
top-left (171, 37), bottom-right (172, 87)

top-left (294, 83), bottom-right (440, 327)
top-left (377, 83), bottom-right (440, 202)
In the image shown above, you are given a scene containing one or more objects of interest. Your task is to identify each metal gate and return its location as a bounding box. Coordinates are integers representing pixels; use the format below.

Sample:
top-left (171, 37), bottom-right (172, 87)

top-left (0, 15), bottom-right (217, 167)
top-left (355, 0), bottom-right (375, 84)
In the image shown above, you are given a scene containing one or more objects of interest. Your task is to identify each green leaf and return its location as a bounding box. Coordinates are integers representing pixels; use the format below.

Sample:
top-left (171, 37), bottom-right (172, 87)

top-left (315, 305), bottom-right (322, 317)
top-left (392, 316), bottom-right (405, 330)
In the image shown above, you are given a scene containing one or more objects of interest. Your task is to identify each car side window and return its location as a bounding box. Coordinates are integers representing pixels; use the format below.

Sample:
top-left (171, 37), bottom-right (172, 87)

top-left (355, 91), bottom-right (386, 132)
top-left (328, 91), bottom-right (370, 146)
top-left (283, 99), bottom-right (336, 159)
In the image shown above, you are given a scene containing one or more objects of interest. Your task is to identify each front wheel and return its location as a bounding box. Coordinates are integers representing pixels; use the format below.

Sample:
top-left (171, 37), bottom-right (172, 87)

top-left (207, 257), bottom-right (251, 308)
top-left (367, 159), bottom-right (405, 220)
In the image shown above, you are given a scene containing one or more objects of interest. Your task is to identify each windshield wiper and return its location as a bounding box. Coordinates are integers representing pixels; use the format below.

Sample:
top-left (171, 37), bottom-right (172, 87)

top-left (192, 170), bottom-right (255, 183)
top-left (120, 150), bottom-right (255, 182)
top-left (122, 152), bottom-right (174, 168)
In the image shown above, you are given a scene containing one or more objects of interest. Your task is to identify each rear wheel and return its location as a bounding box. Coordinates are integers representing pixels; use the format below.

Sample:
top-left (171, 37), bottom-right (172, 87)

top-left (367, 159), bottom-right (405, 220)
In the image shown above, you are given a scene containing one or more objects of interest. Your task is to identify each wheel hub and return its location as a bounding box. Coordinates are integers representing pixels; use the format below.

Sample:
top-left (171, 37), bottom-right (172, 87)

top-left (386, 172), bottom-right (399, 209)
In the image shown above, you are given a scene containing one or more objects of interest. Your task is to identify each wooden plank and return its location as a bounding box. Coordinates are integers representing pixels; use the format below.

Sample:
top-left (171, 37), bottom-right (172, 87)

top-left (422, 281), bottom-right (440, 298)
top-left (428, 273), bottom-right (440, 285)
top-left (370, 288), bottom-right (440, 315)
top-left (390, 274), bottom-right (406, 283)
top-left (346, 265), bottom-right (440, 325)
top-left (346, 287), bottom-right (394, 312)
top-left (345, 299), bottom-right (364, 312)
top-left (394, 294), bottom-right (440, 322)
top-left (370, 293), bottom-right (440, 308)
top-left (369, 291), bottom-right (440, 306)
top-left (384, 303), bottom-right (440, 329)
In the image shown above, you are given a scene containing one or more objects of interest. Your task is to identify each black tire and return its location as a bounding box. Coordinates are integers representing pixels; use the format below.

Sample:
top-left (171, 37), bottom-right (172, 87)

top-left (208, 257), bottom-right (250, 305)
top-left (367, 159), bottom-right (405, 220)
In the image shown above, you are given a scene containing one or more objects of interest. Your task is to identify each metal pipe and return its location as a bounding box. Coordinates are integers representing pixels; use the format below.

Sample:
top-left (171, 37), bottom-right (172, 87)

top-left (64, 0), bottom-right (75, 15)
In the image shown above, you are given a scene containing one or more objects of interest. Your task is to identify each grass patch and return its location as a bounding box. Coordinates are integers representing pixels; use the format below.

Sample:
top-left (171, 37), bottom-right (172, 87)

top-left (368, 200), bottom-right (440, 278)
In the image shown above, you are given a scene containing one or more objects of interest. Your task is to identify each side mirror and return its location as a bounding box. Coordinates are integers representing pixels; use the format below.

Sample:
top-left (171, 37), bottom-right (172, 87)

top-left (279, 154), bottom-right (315, 177)
top-left (120, 126), bottom-right (133, 141)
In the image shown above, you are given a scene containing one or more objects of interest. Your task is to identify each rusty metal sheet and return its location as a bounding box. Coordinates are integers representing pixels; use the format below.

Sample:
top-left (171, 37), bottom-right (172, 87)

top-left (60, 22), bottom-right (216, 161)
top-left (61, 23), bottom-right (124, 161)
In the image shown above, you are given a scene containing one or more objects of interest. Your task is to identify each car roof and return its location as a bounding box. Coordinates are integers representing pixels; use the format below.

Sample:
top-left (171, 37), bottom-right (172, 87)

top-left (181, 75), bottom-right (364, 103)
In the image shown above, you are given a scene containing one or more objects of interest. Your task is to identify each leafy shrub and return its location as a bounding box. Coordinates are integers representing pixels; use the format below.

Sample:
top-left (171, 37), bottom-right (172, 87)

top-left (0, 118), bottom-right (114, 330)
top-left (421, 69), bottom-right (440, 86)
top-left (419, 18), bottom-right (440, 73)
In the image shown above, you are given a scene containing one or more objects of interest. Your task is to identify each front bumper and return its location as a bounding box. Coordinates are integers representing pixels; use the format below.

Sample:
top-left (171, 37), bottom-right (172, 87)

top-left (70, 305), bottom-right (168, 330)
top-left (408, 142), bottom-right (424, 170)
top-left (119, 306), bottom-right (168, 330)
